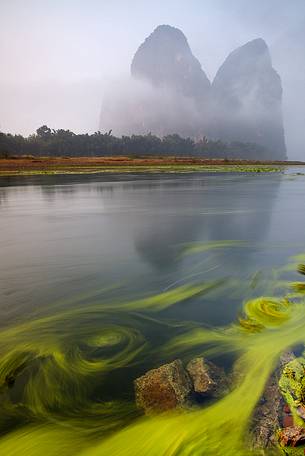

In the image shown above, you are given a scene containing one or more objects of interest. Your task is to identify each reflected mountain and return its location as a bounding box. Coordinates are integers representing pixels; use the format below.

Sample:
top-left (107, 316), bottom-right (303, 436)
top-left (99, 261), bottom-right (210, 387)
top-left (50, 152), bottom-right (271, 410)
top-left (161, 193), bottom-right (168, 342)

top-left (129, 174), bottom-right (282, 272)
top-left (0, 171), bottom-right (294, 330)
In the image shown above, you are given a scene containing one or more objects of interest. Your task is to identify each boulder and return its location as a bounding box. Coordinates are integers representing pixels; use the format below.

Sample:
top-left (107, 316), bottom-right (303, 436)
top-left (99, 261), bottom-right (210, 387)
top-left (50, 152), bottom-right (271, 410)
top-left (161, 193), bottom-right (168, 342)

top-left (278, 425), bottom-right (305, 447)
top-left (134, 359), bottom-right (192, 414)
top-left (186, 357), bottom-right (227, 396)
top-left (134, 357), bottom-right (229, 415)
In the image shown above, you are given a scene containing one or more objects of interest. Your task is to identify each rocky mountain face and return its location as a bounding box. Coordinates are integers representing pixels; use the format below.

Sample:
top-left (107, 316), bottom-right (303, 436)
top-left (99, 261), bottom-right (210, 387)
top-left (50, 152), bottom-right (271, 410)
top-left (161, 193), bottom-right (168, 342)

top-left (131, 25), bottom-right (211, 106)
top-left (100, 25), bottom-right (210, 138)
top-left (211, 38), bottom-right (286, 159)
top-left (123, 24), bottom-right (211, 138)
top-left (101, 26), bottom-right (287, 159)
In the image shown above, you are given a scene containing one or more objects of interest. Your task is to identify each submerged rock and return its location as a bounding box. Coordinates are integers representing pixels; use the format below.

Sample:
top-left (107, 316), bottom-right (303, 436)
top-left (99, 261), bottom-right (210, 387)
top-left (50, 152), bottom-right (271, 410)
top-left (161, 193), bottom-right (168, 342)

top-left (186, 357), bottom-right (228, 397)
top-left (134, 359), bottom-right (192, 414)
top-left (252, 369), bottom-right (283, 448)
top-left (283, 404), bottom-right (294, 428)
top-left (252, 352), bottom-right (296, 449)
top-left (296, 405), bottom-right (305, 420)
top-left (278, 425), bottom-right (305, 447)
top-left (134, 357), bottom-right (228, 415)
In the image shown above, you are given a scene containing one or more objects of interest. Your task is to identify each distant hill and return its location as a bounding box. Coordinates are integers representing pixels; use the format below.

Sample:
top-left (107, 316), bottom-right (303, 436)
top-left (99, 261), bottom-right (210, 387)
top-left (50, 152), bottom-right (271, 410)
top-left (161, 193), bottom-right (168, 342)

top-left (100, 25), bottom-right (287, 160)
top-left (131, 25), bottom-right (211, 106)
top-left (211, 38), bottom-right (286, 159)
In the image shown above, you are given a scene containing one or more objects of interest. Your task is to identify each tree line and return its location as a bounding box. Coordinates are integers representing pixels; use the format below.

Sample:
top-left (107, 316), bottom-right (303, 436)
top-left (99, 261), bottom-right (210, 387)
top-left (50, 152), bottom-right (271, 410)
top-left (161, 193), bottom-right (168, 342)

top-left (0, 125), bottom-right (269, 159)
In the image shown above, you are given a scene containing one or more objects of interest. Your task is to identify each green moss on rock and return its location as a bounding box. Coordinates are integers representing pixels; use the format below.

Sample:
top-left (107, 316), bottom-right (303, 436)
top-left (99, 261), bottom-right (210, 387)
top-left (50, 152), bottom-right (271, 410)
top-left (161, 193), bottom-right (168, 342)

top-left (279, 358), bottom-right (305, 414)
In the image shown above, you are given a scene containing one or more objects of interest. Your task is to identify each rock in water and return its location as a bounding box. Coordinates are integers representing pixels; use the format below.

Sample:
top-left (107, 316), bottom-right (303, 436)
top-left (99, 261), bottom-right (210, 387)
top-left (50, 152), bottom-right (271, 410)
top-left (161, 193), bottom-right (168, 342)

top-left (279, 357), bottom-right (305, 412)
top-left (251, 352), bottom-right (296, 449)
top-left (131, 24), bottom-right (211, 105)
top-left (134, 359), bottom-right (192, 414)
top-left (186, 357), bottom-right (227, 396)
top-left (278, 426), bottom-right (305, 447)
top-left (251, 369), bottom-right (283, 448)
top-left (211, 38), bottom-right (287, 159)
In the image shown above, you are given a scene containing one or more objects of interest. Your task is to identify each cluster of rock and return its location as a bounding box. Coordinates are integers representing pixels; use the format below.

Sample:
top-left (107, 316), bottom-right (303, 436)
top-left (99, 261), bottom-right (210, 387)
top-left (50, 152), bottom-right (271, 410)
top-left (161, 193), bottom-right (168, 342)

top-left (134, 358), bottom-right (228, 415)
top-left (134, 353), bottom-right (305, 452)
top-left (101, 24), bottom-right (287, 160)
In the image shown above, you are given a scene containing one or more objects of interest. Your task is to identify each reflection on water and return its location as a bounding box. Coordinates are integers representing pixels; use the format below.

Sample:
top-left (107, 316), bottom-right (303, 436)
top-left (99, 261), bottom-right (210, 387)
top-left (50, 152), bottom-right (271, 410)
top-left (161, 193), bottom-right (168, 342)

top-left (1, 171), bottom-right (305, 455)
top-left (2, 171), bottom-right (303, 326)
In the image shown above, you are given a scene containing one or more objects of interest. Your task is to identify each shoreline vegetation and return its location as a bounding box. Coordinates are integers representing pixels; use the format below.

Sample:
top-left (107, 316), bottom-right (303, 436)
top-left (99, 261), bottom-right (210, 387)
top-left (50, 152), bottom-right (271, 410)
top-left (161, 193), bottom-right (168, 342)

top-left (0, 127), bottom-right (297, 176)
top-left (0, 127), bottom-right (285, 161)
top-left (0, 156), bottom-right (304, 177)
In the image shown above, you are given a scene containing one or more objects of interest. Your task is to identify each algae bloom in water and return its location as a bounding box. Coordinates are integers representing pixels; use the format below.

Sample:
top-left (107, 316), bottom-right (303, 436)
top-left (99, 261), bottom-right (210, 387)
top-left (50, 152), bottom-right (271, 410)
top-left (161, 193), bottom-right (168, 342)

top-left (1, 249), bottom-right (305, 455)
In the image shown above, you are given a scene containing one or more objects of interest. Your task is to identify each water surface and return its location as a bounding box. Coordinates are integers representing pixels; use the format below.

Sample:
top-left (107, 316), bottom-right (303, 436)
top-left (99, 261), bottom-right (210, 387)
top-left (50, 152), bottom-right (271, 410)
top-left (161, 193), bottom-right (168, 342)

top-left (1, 169), bottom-right (305, 455)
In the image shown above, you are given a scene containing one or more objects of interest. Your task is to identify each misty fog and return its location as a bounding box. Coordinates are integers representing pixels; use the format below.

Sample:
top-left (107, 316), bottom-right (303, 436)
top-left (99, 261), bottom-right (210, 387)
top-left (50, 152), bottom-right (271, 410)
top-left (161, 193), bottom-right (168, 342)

top-left (101, 77), bottom-right (208, 138)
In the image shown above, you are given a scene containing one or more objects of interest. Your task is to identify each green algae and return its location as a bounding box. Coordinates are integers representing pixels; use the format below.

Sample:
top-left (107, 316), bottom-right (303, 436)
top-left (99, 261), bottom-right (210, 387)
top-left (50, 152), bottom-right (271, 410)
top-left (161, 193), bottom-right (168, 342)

top-left (279, 357), bottom-right (305, 428)
top-left (0, 164), bottom-right (281, 177)
top-left (1, 248), bottom-right (305, 454)
top-left (280, 358), bottom-right (305, 402)
top-left (181, 240), bottom-right (248, 256)
top-left (281, 447), bottom-right (305, 455)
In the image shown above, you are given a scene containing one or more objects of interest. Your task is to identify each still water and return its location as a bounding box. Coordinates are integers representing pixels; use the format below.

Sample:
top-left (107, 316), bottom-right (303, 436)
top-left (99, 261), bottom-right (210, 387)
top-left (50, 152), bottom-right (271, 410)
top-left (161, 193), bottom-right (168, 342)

top-left (0, 169), bottom-right (305, 455)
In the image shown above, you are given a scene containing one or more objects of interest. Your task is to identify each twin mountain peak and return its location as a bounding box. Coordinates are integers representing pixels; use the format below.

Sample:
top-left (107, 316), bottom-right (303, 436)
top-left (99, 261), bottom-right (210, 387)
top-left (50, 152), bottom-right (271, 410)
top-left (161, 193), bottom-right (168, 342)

top-left (105, 25), bottom-right (286, 159)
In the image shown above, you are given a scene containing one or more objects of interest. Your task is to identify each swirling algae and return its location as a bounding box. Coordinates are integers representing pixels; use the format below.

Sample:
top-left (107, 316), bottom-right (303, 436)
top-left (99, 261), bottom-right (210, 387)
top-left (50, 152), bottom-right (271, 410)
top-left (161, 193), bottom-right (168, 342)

top-left (1, 247), bottom-right (305, 455)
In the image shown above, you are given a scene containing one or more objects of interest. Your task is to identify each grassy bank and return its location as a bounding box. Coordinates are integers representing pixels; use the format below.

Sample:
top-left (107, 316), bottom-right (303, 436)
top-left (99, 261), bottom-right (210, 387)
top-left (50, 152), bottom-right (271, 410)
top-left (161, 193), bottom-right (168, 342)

top-left (0, 156), bottom-right (295, 176)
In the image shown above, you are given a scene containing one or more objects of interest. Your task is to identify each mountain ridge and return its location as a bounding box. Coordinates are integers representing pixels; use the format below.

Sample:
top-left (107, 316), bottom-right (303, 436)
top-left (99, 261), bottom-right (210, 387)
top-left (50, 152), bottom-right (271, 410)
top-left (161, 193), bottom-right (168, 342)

top-left (100, 25), bottom-right (287, 159)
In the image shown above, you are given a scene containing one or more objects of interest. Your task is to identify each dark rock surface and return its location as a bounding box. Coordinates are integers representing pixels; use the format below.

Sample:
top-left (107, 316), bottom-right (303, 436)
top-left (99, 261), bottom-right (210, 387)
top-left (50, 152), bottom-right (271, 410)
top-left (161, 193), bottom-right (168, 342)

top-left (252, 352), bottom-right (295, 449)
top-left (134, 359), bottom-right (192, 414)
top-left (252, 369), bottom-right (283, 448)
top-left (278, 425), bottom-right (305, 447)
top-left (134, 352), bottom-right (305, 451)
top-left (211, 38), bottom-right (287, 159)
top-left (134, 357), bottom-right (228, 415)
top-left (186, 357), bottom-right (228, 397)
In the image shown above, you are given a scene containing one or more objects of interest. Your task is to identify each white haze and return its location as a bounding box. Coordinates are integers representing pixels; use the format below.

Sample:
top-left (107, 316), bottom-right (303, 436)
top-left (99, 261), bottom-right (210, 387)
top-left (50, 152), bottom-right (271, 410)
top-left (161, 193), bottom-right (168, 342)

top-left (0, 0), bottom-right (305, 159)
top-left (101, 78), bottom-right (206, 138)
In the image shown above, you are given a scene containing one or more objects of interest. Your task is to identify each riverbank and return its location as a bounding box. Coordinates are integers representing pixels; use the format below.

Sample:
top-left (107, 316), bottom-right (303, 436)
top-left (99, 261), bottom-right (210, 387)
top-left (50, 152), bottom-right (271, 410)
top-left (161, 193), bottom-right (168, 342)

top-left (1, 156), bottom-right (303, 176)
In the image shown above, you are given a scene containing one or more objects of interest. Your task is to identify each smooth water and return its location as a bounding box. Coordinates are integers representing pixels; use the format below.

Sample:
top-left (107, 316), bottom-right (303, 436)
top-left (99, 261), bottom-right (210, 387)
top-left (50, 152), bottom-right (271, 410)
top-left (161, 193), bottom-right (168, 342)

top-left (0, 169), bottom-right (305, 455)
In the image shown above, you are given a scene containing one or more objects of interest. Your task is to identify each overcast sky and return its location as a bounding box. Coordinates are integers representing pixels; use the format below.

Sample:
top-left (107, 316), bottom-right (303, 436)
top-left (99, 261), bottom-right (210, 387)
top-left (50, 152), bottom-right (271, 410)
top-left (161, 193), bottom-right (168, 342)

top-left (1, 0), bottom-right (305, 158)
